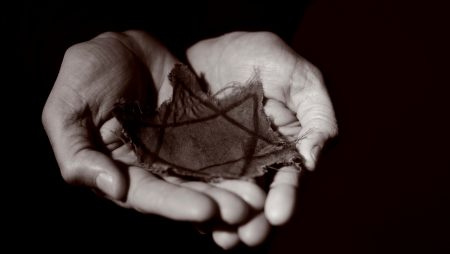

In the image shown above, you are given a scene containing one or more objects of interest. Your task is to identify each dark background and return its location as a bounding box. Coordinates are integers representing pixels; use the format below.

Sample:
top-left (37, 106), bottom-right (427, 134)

top-left (7, 0), bottom-right (449, 253)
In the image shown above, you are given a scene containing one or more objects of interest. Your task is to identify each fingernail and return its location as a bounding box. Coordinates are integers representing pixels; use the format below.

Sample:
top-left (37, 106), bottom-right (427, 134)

top-left (96, 173), bottom-right (114, 196)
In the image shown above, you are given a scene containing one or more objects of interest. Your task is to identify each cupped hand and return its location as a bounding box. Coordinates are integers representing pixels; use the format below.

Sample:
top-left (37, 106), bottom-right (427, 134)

top-left (186, 31), bottom-right (338, 248)
top-left (42, 31), bottom-right (259, 226)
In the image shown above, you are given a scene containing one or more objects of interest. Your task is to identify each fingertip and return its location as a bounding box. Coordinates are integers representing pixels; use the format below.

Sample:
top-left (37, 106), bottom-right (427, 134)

top-left (95, 173), bottom-right (115, 197)
top-left (212, 230), bottom-right (240, 250)
top-left (304, 158), bottom-right (317, 171)
top-left (265, 167), bottom-right (299, 225)
top-left (214, 194), bottom-right (249, 225)
top-left (91, 157), bottom-right (128, 200)
top-left (181, 182), bottom-right (250, 225)
top-left (214, 180), bottom-right (266, 211)
top-left (297, 127), bottom-right (336, 171)
top-left (175, 186), bottom-right (220, 222)
top-left (238, 213), bottom-right (271, 247)
top-left (95, 172), bottom-right (128, 202)
top-left (180, 191), bottom-right (218, 222)
top-left (225, 200), bottom-right (250, 225)
top-left (297, 142), bottom-right (319, 171)
top-left (127, 168), bottom-right (219, 222)
top-left (265, 185), bottom-right (297, 225)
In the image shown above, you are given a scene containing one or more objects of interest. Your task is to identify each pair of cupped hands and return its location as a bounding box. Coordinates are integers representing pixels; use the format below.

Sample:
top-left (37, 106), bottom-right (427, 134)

top-left (42, 30), bottom-right (337, 249)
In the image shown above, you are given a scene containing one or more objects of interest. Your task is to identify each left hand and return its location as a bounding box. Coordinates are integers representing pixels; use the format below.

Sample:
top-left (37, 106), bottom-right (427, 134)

top-left (186, 31), bottom-right (338, 249)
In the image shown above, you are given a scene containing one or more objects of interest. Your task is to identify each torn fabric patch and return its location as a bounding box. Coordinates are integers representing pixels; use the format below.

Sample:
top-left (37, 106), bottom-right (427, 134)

top-left (113, 64), bottom-right (303, 181)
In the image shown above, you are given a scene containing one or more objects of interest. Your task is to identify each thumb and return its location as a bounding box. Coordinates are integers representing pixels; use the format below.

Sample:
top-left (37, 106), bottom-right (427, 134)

top-left (297, 128), bottom-right (333, 170)
top-left (289, 59), bottom-right (338, 170)
top-left (42, 103), bottom-right (127, 200)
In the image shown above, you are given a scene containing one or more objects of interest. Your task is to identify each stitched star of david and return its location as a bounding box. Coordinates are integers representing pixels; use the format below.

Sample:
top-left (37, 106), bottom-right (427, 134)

top-left (113, 64), bottom-right (302, 181)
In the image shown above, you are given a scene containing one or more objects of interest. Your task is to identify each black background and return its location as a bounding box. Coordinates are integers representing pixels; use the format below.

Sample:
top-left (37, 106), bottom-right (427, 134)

top-left (7, 0), bottom-right (450, 253)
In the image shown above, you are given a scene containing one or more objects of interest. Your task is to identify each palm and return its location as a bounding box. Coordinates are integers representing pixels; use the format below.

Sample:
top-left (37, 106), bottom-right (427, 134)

top-left (183, 32), bottom-right (339, 248)
top-left (91, 40), bottom-right (176, 165)
top-left (60, 34), bottom-right (175, 169)
top-left (187, 32), bottom-right (303, 141)
top-left (44, 31), bottom-right (217, 220)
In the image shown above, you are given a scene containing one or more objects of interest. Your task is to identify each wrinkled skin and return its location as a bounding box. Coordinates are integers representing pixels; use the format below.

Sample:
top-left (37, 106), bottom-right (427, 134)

top-left (42, 30), bottom-right (337, 249)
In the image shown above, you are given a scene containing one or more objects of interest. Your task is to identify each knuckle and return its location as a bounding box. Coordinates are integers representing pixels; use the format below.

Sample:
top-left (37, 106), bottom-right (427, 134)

top-left (96, 30), bottom-right (142, 40)
top-left (96, 30), bottom-right (141, 48)
top-left (246, 31), bottom-right (286, 49)
top-left (64, 42), bottom-right (89, 58)
top-left (252, 31), bottom-right (282, 43)
top-left (122, 29), bottom-right (146, 39)
top-left (63, 42), bottom-right (102, 69)
top-left (189, 202), bottom-right (216, 222)
top-left (64, 32), bottom-right (129, 65)
top-left (95, 31), bottom-right (135, 46)
top-left (95, 31), bottom-right (123, 40)
top-left (226, 31), bottom-right (284, 47)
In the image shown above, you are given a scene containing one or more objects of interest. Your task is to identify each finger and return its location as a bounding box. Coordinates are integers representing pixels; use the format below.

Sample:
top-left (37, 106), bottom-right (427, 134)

top-left (124, 166), bottom-right (217, 222)
top-left (263, 99), bottom-right (298, 127)
top-left (213, 180), bottom-right (266, 211)
top-left (237, 213), bottom-right (271, 247)
top-left (99, 117), bottom-right (123, 151)
top-left (297, 129), bottom-right (332, 170)
top-left (181, 182), bottom-right (250, 225)
top-left (99, 117), bottom-right (141, 166)
top-left (212, 229), bottom-right (240, 250)
top-left (265, 166), bottom-right (301, 225)
top-left (287, 60), bottom-right (338, 170)
top-left (263, 98), bottom-right (301, 140)
top-left (42, 105), bottom-right (127, 200)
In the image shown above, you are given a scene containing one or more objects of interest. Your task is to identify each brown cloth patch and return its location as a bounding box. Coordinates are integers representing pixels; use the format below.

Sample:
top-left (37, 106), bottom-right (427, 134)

top-left (113, 64), bottom-right (302, 181)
